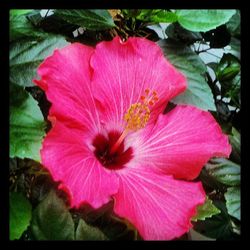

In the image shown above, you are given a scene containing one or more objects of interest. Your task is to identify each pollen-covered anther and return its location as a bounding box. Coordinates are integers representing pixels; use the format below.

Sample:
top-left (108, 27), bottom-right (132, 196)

top-left (124, 89), bottom-right (158, 131)
top-left (145, 88), bottom-right (150, 95)
top-left (125, 103), bottom-right (149, 130)
top-left (140, 96), bottom-right (146, 101)
top-left (140, 89), bottom-right (159, 107)
top-left (110, 89), bottom-right (158, 153)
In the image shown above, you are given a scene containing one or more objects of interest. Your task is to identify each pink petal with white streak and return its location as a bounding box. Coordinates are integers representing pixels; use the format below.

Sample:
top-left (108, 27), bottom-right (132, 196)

top-left (132, 105), bottom-right (231, 180)
top-left (34, 43), bottom-right (102, 133)
top-left (41, 120), bottom-right (119, 208)
top-left (90, 36), bottom-right (186, 127)
top-left (113, 167), bottom-right (205, 240)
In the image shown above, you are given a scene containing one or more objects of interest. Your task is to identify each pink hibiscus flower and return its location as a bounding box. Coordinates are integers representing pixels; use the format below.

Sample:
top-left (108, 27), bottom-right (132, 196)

top-left (34, 36), bottom-right (231, 240)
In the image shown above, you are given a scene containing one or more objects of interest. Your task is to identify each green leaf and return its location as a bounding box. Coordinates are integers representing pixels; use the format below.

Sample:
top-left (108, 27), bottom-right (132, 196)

top-left (76, 202), bottom-right (137, 240)
top-left (158, 39), bottom-right (216, 111)
top-left (192, 197), bottom-right (221, 222)
top-left (216, 53), bottom-right (240, 82)
top-left (135, 9), bottom-right (178, 23)
top-left (54, 9), bottom-right (115, 31)
top-left (75, 219), bottom-right (108, 240)
top-left (176, 10), bottom-right (236, 32)
top-left (229, 127), bottom-right (241, 164)
top-left (229, 38), bottom-right (240, 60)
top-left (217, 52), bottom-right (241, 108)
top-left (31, 190), bottom-right (75, 240)
top-left (205, 158), bottom-right (240, 186)
top-left (11, 9), bottom-right (33, 16)
top-left (165, 23), bottom-right (202, 43)
top-left (10, 9), bottom-right (47, 42)
top-left (225, 187), bottom-right (240, 220)
top-left (226, 10), bottom-right (240, 36)
top-left (160, 41), bottom-right (207, 73)
top-left (10, 192), bottom-right (32, 240)
top-left (10, 35), bottom-right (68, 87)
top-left (207, 62), bottom-right (218, 73)
top-left (193, 201), bottom-right (235, 239)
top-left (149, 10), bottom-right (178, 23)
top-left (10, 82), bottom-right (29, 107)
top-left (10, 85), bottom-right (45, 161)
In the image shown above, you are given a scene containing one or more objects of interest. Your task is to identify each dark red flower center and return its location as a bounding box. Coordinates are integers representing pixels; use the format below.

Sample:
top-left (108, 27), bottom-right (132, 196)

top-left (92, 131), bottom-right (133, 170)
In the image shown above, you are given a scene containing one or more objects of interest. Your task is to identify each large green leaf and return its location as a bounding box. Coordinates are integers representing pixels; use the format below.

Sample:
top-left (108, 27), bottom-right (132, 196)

top-left (31, 190), bottom-right (75, 240)
top-left (192, 197), bottom-right (220, 222)
top-left (71, 201), bottom-right (137, 240)
top-left (205, 158), bottom-right (240, 186)
top-left (158, 39), bottom-right (216, 111)
top-left (166, 23), bottom-right (202, 43)
top-left (9, 82), bottom-right (29, 107)
top-left (10, 85), bottom-right (45, 161)
top-left (10, 35), bottom-right (68, 87)
top-left (10, 192), bottom-right (32, 240)
top-left (193, 201), bottom-right (235, 240)
top-left (159, 40), bottom-right (207, 73)
top-left (75, 219), bottom-right (108, 240)
top-left (10, 9), bottom-right (46, 42)
top-left (54, 9), bottom-right (115, 31)
top-left (176, 10), bottom-right (236, 32)
top-left (225, 187), bottom-right (240, 220)
top-left (226, 10), bottom-right (240, 36)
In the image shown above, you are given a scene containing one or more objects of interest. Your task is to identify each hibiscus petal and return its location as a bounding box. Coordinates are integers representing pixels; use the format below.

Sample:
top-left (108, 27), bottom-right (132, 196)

top-left (41, 120), bottom-right (119, 208)
top-left (90, 36), bottom-right (186, 127)
top-left (113, 167), bottom-right (205, 240)
top-left (132, 105), bottom-right (231, 180)
top-left (34, 43), bottom-right (101, 133)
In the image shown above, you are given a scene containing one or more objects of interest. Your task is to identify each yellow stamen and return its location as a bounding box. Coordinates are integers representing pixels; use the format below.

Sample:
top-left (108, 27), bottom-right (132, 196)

top-left (110, 89), bottom-right (159, 153)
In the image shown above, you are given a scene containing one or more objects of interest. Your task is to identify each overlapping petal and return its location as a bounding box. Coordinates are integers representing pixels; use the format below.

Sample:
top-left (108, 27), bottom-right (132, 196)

top-left (34, 43), bottom-right (101, 133)
top-left (130, 105), bottom-right (231, 180)
top-left (41, 120), bottom-right (119, 208)
top-left (90, 36), bottom-right (186, 127)
top-left (113, 167), bottom-right (205, 240)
